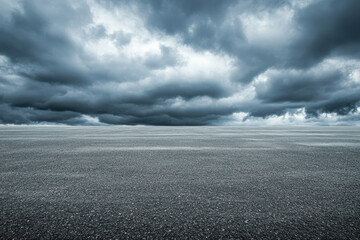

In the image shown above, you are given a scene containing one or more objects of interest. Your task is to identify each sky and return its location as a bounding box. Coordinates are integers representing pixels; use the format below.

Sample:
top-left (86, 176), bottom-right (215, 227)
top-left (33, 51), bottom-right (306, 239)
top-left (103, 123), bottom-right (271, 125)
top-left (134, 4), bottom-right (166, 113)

top-left (0, 0), bottom-right (359, 126)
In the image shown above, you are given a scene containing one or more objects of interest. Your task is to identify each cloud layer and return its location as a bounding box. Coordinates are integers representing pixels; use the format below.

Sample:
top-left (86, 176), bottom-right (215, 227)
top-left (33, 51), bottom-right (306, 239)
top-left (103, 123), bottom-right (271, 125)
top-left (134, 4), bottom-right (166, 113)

top-left (0, 0), bottom-right (359, 125)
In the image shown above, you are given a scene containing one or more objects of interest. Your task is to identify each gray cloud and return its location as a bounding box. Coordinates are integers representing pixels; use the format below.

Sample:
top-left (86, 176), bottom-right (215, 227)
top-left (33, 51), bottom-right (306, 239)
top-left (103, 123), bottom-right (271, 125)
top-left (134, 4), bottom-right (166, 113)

top-left (144, 46), bottom-right (179, 69)
top-left (0, 1), bottom-right (92, 86)
top-left (288, 0), bottom-right (360, 67)
top-left (255, 70), bottom-right (342, 103)
top-left (144, 0), bottom-right (236, 35)
top-left (0, 0), bottom-right (359, 125)
top-left (253, 67), bottom-right (360, 117)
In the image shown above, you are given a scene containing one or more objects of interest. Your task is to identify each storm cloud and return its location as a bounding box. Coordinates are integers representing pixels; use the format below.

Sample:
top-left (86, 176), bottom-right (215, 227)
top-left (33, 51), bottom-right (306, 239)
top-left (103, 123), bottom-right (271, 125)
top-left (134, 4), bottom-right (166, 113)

top-left (0, 0), bottom-right (359, 125)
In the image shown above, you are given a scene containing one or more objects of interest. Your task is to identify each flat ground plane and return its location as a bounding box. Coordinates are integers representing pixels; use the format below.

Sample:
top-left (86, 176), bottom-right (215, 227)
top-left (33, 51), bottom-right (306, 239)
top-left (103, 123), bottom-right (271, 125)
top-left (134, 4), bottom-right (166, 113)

top-left (1, 126), bottom-right (359, 239)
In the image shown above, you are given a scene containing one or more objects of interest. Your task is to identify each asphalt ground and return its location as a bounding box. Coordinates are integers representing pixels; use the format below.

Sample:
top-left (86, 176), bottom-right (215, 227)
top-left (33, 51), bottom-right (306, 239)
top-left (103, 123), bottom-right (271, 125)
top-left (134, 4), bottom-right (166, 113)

top-left (1, 126), bottom-right (359, 239)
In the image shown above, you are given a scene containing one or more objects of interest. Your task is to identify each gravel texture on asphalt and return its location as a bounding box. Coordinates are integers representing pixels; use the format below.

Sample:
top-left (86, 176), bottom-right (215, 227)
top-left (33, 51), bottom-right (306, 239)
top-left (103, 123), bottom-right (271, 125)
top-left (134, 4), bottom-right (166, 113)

top-left (1, 126), bottom-right (359, 239)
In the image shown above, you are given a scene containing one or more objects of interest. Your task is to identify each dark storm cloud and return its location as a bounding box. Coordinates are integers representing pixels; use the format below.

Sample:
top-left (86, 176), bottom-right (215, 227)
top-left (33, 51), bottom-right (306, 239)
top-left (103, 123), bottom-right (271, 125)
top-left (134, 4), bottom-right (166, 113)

top-left (147, 81), bottom-right (230, 100)
top-left (255, 70), bottom-right (343, 103)
top-left (143, 0), bottom-right (290, 35)
top-left (140, 0), bottom-right (360, 82)
top-left (139, 0), bottom-right (292, 84)
top-left (0, 1), bottom-right (92, 86)
top-left (252, 67), bottom-right (360, 118)
top-left (97, 100), bottom-right (238, 126)
top-left (0, 0), bottom-right (359, 125)
top-left (0, 103), bottom-right (85, 125)
top-left (289, 0), bottom-right (360, 67)
top-left (306, 90), bottom-right (360, 117)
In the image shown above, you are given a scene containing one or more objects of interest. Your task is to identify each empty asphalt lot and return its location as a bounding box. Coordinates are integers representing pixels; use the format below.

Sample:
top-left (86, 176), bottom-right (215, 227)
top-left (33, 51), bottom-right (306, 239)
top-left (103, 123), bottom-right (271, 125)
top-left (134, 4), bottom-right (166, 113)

top-left (1, 126), bottom-right (359, 239)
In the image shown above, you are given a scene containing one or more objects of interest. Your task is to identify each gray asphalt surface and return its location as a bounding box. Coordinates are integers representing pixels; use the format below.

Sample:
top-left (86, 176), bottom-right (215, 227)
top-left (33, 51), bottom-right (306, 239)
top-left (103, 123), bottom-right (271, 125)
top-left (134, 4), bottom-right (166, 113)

top-left (1, 126), bottom-right (359, 239)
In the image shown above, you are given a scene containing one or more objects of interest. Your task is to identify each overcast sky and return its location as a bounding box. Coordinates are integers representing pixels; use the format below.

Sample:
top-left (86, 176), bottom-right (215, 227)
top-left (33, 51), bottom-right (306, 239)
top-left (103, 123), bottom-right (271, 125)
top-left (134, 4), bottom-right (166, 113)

top-left (0, 0), bottom-right (359, 125)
